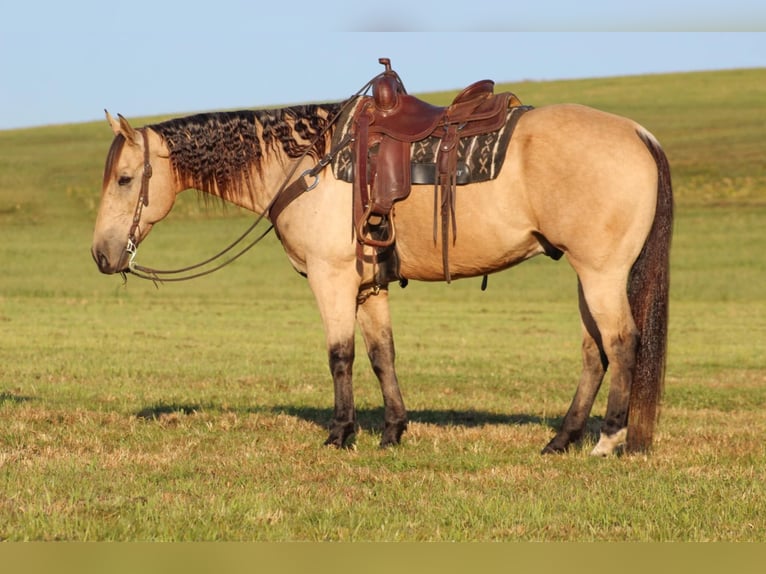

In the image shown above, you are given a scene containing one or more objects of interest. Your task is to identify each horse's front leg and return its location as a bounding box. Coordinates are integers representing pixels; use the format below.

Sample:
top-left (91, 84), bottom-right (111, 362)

top-left (326, 336), bottom-right (356, 448)
top-left (356, 287), bottom-right (408, 447)
top-left (308, 266), bottom-right (360, 448)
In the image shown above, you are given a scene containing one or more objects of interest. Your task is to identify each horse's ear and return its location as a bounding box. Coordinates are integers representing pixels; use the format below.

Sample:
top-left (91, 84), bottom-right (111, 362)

top-left (118, 114), bottom-right (139, 145)
top-left (105, 110), bottom-right (139, 144)
top-left (105, 110), bottom-right (124, 137)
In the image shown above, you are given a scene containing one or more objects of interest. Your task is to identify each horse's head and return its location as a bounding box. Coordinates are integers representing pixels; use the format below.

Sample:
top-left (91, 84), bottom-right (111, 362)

top-left (92, 112), bottom-right (177, 274)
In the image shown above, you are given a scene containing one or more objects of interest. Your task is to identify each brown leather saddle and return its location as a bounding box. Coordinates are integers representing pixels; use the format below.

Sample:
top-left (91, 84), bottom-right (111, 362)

top-left (353, 59), bottom-right (524, 281)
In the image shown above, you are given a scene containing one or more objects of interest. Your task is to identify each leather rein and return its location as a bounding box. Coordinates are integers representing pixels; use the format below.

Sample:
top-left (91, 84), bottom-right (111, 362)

top-left (124, 127), bottom-right (276, 284)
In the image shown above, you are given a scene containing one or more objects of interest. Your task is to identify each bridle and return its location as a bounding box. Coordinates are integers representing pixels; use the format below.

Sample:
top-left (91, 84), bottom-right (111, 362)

top-left (124, 130), bottom-right (353, 284)
top-left (121, 70), bottom-right (389, 285)
top-left (123, 127), bottom-right (279, 284)
top-left (124, 129), bottom-right (152, 269)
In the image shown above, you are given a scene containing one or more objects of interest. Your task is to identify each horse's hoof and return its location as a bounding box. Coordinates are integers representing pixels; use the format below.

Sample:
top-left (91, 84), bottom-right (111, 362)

top-left (380, 420), bottom-right (407, 448)
top-left (379, 436), bottom-right (401, 449)
top-left (589, 428), bottom-right (627, 457)
top-left (541, 436), bottom-right (570, 454)
top-left (324, 432), bottom-right (356, 450)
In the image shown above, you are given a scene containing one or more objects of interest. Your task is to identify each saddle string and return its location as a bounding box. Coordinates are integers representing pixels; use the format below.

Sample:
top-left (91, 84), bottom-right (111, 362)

top-left (125, 71), bottom-right (394, 284)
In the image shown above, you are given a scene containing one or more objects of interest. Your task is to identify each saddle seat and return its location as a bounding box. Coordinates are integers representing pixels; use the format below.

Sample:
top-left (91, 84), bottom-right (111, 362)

top-left (367, 71), bottom-right (504, 143)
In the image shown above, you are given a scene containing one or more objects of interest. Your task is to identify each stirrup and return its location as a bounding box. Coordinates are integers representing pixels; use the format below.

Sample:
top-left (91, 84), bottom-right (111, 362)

top-left (356, 206), bottom-right (396, 248)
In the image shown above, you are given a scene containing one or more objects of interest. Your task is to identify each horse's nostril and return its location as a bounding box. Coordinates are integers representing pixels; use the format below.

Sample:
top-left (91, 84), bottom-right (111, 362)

top-left (94, 251), bottom-right (111, 273)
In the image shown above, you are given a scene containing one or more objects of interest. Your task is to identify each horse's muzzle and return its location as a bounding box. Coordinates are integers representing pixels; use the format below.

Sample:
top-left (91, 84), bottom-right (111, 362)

top-left (91, 246), bottom-right (128, 275)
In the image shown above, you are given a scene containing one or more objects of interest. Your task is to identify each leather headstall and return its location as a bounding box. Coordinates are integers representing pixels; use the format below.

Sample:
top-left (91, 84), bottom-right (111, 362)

top-left (126, 129), bottom-right (153, 258)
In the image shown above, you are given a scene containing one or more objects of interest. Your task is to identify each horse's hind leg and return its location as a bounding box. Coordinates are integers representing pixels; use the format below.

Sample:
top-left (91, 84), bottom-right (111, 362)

top-left (356, 288), bottom-right (408, 447)
top-left (543, 280), bottom-right (607, 454)
top-left (576, 270), bottom-right (639, 456)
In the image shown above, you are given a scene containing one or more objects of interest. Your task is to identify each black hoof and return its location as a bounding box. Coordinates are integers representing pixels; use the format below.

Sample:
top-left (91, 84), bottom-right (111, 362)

top-left (324, 420), bottom-right (356, 449)
top-left (380, 420), bottom-right (408, 448)
top-left (541, 440), bottom-right (568, 455)
top-left (324, 436), bottom-right (342, 448)
top-left (324, 433), bottom-right (356, 449)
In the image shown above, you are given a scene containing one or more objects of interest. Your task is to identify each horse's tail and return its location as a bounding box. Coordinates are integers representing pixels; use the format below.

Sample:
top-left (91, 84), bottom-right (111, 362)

top-left (626, 130), bottom-right (674, 453)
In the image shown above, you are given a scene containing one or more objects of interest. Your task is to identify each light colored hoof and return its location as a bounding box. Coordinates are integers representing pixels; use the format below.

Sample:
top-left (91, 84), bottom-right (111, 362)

top-left (590, 428), bottom-right (627, 457)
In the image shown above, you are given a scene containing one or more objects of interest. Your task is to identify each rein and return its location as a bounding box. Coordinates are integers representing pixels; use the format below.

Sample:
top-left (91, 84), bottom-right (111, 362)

top-left (123, 78), bottom-right (382, 284)
top-left (125, 128), bottom-right (276, 284)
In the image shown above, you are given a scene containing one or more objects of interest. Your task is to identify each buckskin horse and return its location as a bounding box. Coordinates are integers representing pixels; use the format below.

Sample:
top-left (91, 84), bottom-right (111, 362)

top-left (92, 60), bottom-right (672, 456)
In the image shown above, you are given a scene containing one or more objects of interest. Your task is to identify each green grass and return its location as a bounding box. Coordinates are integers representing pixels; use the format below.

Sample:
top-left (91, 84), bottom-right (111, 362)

top-left (1, 69), bottom-right (765, 541)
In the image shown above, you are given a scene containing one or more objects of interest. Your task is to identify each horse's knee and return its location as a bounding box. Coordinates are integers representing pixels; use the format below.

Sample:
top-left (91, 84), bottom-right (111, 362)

top-left (329, 341), bottom-right (355, 379)
top-left (606, 329), bottom-right (639, 367)
top-left (366, 338), bottom-right (395, 377)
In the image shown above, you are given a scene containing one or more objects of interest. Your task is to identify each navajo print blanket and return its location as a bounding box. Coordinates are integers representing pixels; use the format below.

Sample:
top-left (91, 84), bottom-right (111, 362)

top-left (330, 97), bottom-right (533, 186)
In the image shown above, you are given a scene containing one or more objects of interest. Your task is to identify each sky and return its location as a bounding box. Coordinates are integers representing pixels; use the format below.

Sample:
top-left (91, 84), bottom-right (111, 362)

top-left (0, 1), bottom-right (764, 130)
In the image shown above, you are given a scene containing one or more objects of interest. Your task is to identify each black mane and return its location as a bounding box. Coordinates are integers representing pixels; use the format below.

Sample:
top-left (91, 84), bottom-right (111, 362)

top-left (148, 103), bottom-right (342, 201)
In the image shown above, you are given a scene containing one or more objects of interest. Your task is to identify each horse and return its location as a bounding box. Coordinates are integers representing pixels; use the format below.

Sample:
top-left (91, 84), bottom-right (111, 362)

top-left (92, 82), bottom-right (672, 457)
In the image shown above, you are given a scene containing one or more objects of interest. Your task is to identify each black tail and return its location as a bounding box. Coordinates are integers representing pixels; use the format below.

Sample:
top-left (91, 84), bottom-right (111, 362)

top-left (626, 131), bottom-right (673, 453)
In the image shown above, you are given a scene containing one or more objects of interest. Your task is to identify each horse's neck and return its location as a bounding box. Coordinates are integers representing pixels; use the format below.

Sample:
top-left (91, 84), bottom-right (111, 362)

top-left (163, 106), bottom-right (339, 215)
top-left (170, 154), bottom-right (279, 215)
top-left (177, 166), bottom-right (279, 214)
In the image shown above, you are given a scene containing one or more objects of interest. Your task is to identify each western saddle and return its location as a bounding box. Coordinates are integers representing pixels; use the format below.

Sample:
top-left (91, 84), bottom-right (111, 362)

top-left (353, 58), bottom-right (523, 282)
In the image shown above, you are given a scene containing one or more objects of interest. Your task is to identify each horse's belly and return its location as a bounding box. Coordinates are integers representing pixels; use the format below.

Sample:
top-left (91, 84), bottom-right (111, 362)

top-left (393, 187), bottom-right (543, 281)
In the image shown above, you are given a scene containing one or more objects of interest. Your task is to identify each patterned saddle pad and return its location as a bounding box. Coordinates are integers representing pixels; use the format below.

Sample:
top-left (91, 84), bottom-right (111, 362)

top-left (331, 100), bottom-right (532, 186)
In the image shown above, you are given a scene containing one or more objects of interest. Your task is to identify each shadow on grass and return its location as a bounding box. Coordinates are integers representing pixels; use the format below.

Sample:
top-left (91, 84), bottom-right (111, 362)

top-left (136, 403), bottom-right (204, 420)
top-left (132, 401), bottom-right (603, 444)
top-left (270, 404), bottom-right (568, 433)
top-left (272, 405), bottom-right (606, 447)
top-left (0, 391), bottom-right (35, 405)
top-left (132, 401), bottom-right (562, 430)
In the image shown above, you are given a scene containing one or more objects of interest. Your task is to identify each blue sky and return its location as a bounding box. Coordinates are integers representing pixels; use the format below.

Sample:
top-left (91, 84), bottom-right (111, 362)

top-left (0, 1), bottom-right (764, 130)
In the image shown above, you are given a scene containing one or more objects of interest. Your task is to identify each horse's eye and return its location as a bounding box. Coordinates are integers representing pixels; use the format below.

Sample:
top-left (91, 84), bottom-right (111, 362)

top-left (118, 175), bottom-right (132, 186)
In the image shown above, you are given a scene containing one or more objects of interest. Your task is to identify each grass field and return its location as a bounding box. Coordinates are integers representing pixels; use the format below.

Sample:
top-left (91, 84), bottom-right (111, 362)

top-left (0, 68), bottom-right (765, 541)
